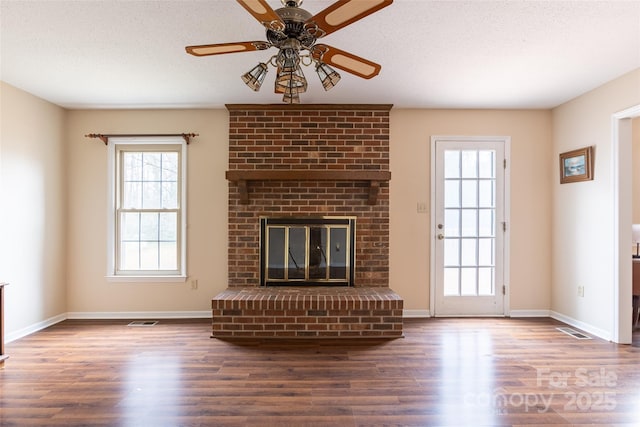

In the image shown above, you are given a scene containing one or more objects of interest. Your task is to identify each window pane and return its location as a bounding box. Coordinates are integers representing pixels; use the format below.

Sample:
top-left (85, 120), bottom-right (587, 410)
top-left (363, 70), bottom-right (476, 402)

top-left (142, 153), bottom-right (162, 181)
top-left (159, 213), bottom-right (177, 241)
top-left (162, 182), bottom-right (178, 209)
top-left (140, 242), bottom-right (158, 270)
top-left (461, 210), bottom-right (477, 237)
top-left (461, 151), bottom-right (477, 178)
top-left (461, 180), bottom-right (477, 208)
top-left (444, 180), bottom-right (460, 208)
top-left (121, 212), bottom-right (140, 241)
top-left (142, 182), bottom-right (161, 209)
top-left (123, 152), bottom-right (142, 181)
top-left (123, 182), bottom-right (142, 209)
top-left (159, 242), bottom-right (177, 270)
top-left (444, 150), bottom-right (460, 178)
top-left (162, 153), bottom-right (178, 181)
top-left (444, 268), bottom-right (459, 296)
top-left (140, 213), bottom-right (158, 241)
top-left (121, 241), bottom-right (140, 270)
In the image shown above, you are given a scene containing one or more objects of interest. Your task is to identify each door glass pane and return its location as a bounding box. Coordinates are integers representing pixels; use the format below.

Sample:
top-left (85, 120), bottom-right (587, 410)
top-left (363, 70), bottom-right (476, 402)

top-left (461, 238), bottom-right (477, 266)
top-left (444, 268), bottom-right (459, 296)
top-left (479, 180), bottom-right (494, 208)
top-left (478, 238), bottom-right (494, 266)
top-left (461, 151), bottom-right (478, 178)
top-left (478, 209), bottom-right (494, 237)
top-left (461, 210), bottom-right (477, 237)
top-left (461, 268), bottom-right (477, 295)
top-left (444, 180), bottom-right (460, 208)
top-left (444, 150), bottom-right (460, 178)
top-left (444, 239), bottom-right (459, 266)
top-left (461, 181), bottom-right (477, 208)
top-left (444, 209), bottom-right (460, 237)
top-left (478, 267), bottom-right (494, 295)
top-left (478, 150), bottom-right (495, 178)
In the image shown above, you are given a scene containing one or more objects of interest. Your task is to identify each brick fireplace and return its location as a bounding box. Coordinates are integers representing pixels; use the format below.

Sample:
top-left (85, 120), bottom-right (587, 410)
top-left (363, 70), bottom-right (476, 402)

top-left (211, 104), bottom-right (403, 338)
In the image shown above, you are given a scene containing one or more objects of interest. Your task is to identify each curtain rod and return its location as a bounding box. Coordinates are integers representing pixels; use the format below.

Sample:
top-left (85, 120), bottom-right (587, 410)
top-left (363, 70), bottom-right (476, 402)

top-left (85, 133), bottom-right (198, 145)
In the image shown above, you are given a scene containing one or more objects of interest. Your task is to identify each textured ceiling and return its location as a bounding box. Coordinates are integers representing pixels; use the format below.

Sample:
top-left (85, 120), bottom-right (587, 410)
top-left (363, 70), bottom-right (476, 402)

top-left (1, 0), bottom-right (639, 109)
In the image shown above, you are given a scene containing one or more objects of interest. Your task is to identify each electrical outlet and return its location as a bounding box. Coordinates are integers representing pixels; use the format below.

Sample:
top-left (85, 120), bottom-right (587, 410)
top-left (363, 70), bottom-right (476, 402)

top-left (577, 286), bottom-right (584, 297)
top-left (191, 279), bottom-right (198, 290)
top-left (417, 202), bottom-right (428, 214)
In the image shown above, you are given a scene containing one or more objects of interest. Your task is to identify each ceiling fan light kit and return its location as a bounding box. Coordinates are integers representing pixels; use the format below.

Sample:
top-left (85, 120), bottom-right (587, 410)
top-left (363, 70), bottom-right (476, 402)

top-left (185, 0), bottom-right (392, 104)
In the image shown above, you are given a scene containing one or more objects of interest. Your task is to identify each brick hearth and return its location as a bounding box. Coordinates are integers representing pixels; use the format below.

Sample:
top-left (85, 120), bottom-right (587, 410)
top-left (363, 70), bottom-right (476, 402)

top-left (214, 104), bottom-right (403, 339)
top-left (212, 287), bottom-right (403, 338)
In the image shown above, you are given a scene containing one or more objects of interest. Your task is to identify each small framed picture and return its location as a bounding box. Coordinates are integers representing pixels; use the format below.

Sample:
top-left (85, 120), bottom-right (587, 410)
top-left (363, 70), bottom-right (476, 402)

top-left (559, 146), bottom-right (593, 184)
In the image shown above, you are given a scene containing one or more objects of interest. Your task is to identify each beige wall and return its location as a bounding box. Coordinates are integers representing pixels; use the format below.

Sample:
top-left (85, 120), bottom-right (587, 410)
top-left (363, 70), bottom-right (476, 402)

top-left (551, 69), bottom-right (640, 338)
top-left (389, 110), bottom-right (553, 313)
top-left (65, 109), bottom-right (229, 315)
top-left (1, 82), bottom-right (67, 338)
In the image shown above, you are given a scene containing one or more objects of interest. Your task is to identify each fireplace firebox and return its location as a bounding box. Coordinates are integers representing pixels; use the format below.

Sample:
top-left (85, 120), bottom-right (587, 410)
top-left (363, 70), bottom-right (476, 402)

top-left (260, 217), bottom-right (356, 286)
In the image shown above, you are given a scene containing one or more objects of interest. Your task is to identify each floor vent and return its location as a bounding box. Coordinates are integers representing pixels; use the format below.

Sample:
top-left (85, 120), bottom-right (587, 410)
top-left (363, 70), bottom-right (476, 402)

top-left (127, 320), bottom-right (158, 327)
top-left (556, 327), bottom-right (591, 340)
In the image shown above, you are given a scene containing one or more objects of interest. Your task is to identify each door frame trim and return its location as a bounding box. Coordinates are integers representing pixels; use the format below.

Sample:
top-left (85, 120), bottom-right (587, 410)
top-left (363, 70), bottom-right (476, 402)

top-left (429, 136), bottom-right (511, 316)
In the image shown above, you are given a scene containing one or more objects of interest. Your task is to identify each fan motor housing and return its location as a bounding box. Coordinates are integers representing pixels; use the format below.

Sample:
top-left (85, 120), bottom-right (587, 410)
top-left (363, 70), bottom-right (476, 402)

top-left (268, 6), bottom-right (316, 49)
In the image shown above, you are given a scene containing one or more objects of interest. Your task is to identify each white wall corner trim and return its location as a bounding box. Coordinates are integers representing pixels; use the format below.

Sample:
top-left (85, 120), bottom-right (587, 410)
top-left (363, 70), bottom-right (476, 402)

top-left (550, 311), bottom-right (612, 342)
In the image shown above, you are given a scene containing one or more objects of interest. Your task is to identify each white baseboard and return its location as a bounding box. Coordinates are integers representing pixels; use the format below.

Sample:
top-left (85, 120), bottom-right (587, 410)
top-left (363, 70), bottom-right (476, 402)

top-left (550, 310), bottom-right (611, 341)
top-left (66, 311), bottom-right (212, 320)
top-left (5, 311), bottom-right (212, 344)
top-left (6, 313), bottom-right (67, 343)
top-left (403, 309), bottom-right (431, 318)
top-left (509, 309), bottom-right (551, 317)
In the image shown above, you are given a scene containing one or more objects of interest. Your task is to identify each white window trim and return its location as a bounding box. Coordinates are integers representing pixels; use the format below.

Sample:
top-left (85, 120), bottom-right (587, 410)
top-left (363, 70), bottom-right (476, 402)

top-left (106, 137), bottom-right (187, 282)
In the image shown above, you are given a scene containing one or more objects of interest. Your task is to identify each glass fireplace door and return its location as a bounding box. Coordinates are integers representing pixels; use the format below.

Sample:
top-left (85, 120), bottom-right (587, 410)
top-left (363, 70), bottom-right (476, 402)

top-left (261, 217), bottom-right (354, 286)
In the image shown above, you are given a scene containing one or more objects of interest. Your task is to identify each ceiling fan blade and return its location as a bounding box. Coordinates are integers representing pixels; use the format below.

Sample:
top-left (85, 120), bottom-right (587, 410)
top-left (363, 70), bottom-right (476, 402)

top-left (305, 0), bottom-right (393, 38)
top-left (185, 41), bottom-right (270, 57)
top-left (311, 44), bottom-right (381, 79)
top-left (236, 0), bottom-right (285, 32)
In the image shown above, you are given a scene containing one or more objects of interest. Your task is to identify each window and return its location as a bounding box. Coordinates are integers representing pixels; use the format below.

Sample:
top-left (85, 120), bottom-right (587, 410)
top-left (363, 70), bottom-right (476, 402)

top-left (107, 138), bottom-right (187, 280)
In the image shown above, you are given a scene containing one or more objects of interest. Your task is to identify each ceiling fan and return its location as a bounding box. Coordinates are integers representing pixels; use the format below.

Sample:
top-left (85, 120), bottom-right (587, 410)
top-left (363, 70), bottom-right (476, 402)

top-left (185, 0), bottom-right (393, 104)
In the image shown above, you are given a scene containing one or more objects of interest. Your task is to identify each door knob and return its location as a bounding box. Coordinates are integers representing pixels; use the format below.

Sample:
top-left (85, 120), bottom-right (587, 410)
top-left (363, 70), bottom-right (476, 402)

top-left (437, 234), bottom-right (445, 240)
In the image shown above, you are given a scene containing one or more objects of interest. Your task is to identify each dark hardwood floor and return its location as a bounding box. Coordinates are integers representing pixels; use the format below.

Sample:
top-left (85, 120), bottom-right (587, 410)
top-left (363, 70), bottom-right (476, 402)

top-left (1, 318), bottom-right (639, 427)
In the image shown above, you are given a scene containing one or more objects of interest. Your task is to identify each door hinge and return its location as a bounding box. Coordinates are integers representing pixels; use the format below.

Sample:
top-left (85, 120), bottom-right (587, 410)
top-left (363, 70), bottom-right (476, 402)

top-left (502, 285), bottom-right (506, 295)
top-left (502, 222), bottom-right (507, 232)
top-left (503, 159), bottom-right (507, 169)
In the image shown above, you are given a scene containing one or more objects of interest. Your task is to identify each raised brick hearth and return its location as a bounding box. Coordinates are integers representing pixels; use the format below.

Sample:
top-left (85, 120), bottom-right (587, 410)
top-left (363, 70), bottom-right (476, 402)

top-left (214, 104), bottom-right (403, 338)
top-left (212, 287), bottom-right (403, 338)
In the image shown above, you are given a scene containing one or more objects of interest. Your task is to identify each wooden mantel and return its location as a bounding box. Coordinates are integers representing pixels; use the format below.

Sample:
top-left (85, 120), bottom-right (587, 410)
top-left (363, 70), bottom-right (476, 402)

top-left (225, 170), bottom-right (391, 205)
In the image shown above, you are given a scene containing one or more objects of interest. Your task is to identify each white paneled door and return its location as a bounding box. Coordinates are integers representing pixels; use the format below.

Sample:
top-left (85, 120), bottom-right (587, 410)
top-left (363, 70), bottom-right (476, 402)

top-left (432, 137), bottom-right (509, 316)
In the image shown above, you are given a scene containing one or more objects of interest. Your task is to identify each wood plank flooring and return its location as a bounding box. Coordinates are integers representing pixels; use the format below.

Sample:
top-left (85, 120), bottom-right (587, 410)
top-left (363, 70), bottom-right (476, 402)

top-left (1, 318), bottom-right (639, 427)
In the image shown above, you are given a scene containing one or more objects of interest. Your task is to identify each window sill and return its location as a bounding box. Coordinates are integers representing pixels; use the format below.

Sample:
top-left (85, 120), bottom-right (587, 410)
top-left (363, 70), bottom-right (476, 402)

top-left (106, 275), bottom-right (187, 283)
